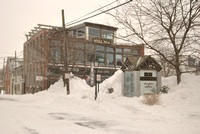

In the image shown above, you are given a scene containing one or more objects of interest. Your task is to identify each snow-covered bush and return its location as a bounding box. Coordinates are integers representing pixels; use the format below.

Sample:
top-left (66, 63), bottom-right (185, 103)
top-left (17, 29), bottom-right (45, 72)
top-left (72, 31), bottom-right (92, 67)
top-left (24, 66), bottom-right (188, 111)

top-left (142, 93), bottom-right (160, 106)
top-left (160, 85), bottom-right (170, 94)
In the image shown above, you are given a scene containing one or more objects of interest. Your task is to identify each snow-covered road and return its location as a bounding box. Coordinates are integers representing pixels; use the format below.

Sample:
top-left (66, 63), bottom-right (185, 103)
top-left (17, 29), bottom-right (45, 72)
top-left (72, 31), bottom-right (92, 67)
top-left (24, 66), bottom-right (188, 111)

top-left (0, 71), bottom-right (200, 134)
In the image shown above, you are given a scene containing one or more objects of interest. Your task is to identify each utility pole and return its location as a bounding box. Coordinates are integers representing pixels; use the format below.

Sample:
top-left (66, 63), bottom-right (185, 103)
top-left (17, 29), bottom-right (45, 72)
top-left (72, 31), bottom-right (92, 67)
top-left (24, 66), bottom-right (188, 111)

top-left (196, 59), bottom-right (199, 75)
top-left (13, 51), bottom-right (17, 95)
top-left (62, 9), bottom-right (70, 95)
top-left (15, 51), bottom-right (17, 78)
top-left (1, 59), bottom-right (4, 82)
top-left (2, 58), bottom-right (5, 92)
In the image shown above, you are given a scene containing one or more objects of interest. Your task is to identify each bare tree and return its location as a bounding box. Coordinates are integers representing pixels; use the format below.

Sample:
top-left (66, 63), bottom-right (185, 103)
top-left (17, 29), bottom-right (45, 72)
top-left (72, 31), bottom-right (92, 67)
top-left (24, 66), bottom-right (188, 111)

top-left (0, 68), bottom-right (3, 81)
top-left (109, 0), bottom-right (200, 84)
top-left (152, 51), bottom-right (175, 77)
top-left (25, 32), bottom-right (94, 89)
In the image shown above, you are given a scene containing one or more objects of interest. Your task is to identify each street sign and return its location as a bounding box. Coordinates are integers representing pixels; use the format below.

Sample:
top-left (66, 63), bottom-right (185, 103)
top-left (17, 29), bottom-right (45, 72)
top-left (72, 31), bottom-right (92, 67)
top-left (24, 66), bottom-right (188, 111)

top-left (1, 90), bottom-right (5, 95)
top-left (36, 76), bottom-right (43, 81)
top-left (97, 74), bottom-right (101, 82)
top-left (20, 79), bottom-right (25, 83)
top-left (43, 77), bottom-right (48, 80)
top-left (94, 62), bottom-right (99, 67)
top-left (65, 73), bottom-right (70, 79)
top-left (86, 76), bottom-right (90, 81)
top-left (73, 68), bottom-right (79, 72)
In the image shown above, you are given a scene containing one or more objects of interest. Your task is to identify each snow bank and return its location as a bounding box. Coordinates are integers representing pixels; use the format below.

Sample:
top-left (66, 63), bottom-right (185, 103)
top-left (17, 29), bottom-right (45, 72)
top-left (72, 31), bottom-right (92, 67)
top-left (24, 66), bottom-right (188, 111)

top-left (99, 70), bottom-right (123, 96)
top-left (32, 71), bottom-right (200, 110)
top-left (161, 73), bottom-right (200, 107)
top-left (162, 75), bottom-right (177, 91)
top-left (39, 70), bottom-right (124, 102)
top-left (46, 76), bottom-right (94, 98)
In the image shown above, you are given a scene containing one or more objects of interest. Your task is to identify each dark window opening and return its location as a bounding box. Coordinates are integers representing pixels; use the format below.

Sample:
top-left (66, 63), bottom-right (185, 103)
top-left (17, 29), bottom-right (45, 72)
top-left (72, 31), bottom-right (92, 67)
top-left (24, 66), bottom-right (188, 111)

top-left (106, 53), bottom-right (114, 66)
top-left (102, 29), bottom-right (114, 40)
top-left (89, 27), bottom-right (100, 38)
top-left (96, 52), bottom-right (105, 66)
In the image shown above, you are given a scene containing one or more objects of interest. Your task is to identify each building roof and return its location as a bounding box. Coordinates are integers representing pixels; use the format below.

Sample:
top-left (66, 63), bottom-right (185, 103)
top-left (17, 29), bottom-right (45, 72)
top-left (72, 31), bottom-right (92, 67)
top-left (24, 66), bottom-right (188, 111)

top-left (67, 22), bottom-right (118, 31)
top-left (84, 22), bottom-right (118, 30)
top-left (122, 55), bottom-right (162, 71)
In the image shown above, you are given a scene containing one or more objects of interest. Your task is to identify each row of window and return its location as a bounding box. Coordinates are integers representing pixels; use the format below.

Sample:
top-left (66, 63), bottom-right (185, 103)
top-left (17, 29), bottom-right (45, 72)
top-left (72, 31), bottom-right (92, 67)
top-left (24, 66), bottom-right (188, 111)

top-left (71, 26), bottom-right (114, 40)
top-left (24, 37), bottom-right (44, 64)
top-left (67, 42), bottom-right (139, 54)
top-left (26, 68), bottom-right (43, 88)
top-left (50, 42), bottom-right (140, 67)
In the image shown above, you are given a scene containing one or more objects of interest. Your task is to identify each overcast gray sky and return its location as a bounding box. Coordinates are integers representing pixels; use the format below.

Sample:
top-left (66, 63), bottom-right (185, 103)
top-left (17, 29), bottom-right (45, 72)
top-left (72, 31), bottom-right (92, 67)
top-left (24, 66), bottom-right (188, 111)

top-left (0, 0), bottom-right (117, 66)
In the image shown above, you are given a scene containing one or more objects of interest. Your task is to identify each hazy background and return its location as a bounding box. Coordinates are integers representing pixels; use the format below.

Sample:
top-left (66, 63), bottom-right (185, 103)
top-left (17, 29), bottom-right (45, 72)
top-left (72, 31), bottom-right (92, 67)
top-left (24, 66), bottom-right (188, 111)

top-left (0, 0), bottom-right (117, 66)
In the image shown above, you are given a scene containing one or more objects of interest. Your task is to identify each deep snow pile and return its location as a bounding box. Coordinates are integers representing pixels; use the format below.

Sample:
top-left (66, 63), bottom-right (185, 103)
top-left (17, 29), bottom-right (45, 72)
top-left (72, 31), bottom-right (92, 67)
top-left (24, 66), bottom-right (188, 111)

top-left (161, 73), bottom-right (200, 105)
top-left (33, 70), bottom-right (200, 107)
top-left (160, 73), bottom-right (200, 117)
top-left (99, 70), bottom-right (124, 96)
top-left (45, 70), bottom-right (124, 98)
top-left (36, 70), bottom-right (127, 113)
top-left (33, 70), bottom-right (125, 102)
top-left (32, 70), bottom-right (200, 116)
top-left (47, 76), bottom-right (94, 98)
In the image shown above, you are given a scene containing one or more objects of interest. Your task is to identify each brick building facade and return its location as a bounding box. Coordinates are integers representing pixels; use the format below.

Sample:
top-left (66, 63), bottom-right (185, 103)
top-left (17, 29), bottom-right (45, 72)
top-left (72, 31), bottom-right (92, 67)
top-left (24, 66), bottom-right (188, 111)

top-left (23, 22), bottom-right (144, 93)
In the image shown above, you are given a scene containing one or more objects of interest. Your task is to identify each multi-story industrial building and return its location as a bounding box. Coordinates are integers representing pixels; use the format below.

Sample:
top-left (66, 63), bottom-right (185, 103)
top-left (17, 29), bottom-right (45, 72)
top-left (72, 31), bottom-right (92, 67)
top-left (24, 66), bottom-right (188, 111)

top-left (4, 57), bottom-right (23, 94)
top-left (10, 65), bottom-right (24, 94)
top-left (23, 22), bottom-right (144, 93)
top-left (4, 57), bottom-right (14, 94)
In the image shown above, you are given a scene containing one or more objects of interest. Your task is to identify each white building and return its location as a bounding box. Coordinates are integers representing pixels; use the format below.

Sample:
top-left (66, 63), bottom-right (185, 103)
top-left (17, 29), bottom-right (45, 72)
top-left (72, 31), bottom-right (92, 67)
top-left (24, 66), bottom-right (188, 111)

top-left (10, 60), bottom-right (24, 95)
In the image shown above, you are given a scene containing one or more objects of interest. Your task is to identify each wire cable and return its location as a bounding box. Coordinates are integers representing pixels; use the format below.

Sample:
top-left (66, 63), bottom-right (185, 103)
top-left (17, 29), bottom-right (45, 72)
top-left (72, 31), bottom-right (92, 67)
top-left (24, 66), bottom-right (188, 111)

top-left (66, 0), bottom-right (118, 26)
top-left (66, 0), bottom-right (132, 27)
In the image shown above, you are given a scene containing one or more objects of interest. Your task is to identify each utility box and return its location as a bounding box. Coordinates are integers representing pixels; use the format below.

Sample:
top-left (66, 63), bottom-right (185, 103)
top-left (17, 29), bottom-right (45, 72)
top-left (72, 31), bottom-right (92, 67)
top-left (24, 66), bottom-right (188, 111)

top-left (1, 90), bottom-right (5, 95)
top-left (122, 56), bottom-right (162, 97)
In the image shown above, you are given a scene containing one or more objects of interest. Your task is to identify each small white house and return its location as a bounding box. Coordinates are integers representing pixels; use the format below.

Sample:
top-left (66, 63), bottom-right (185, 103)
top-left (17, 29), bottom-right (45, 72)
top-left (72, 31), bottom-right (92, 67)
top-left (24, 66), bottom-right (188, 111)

top-left (10, 66), bottom-right (24, 95)
top-left (121, 56), bottom-right (162, 97)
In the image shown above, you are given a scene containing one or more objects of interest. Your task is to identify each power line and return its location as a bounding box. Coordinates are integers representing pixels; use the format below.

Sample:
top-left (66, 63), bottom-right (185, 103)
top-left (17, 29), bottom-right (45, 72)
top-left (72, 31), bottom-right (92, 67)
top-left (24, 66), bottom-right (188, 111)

top-left (18, 51), bottom-right (23, 54)
top-left (17, 51), bottom-right (23, 56)
top-left (66, 0), bottom-right (132, 27)
top-left (17, 53), bottom-right (23, 58)
top-left (0, 57), bottom-right (7, 59)
top-left (0, 52), bottom-right (14, 54)
top-left (66, 0), bottom-right (118, 26)
top-left (46, 0), bottom-right (132, 35)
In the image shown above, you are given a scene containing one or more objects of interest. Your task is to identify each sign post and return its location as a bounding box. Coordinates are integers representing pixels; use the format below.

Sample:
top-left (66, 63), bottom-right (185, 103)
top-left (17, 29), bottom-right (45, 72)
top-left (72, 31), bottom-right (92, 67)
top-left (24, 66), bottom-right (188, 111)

top-left (95, 69), bottom-right (97, 100)
top-left (90, 63), bottom-right (94, 86)
top-left (20, 79), bottom-right (25, 83)
top-left (36, 76), bottom-right (43, 81)
top-left (96, 74), bottom-right (101, 93)
top-left (65, 73), bottom-right (70, 79)
top-left (97, 74), bottom-right (101, 82)
top-left (94, 62), bottom-right (99, 100)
